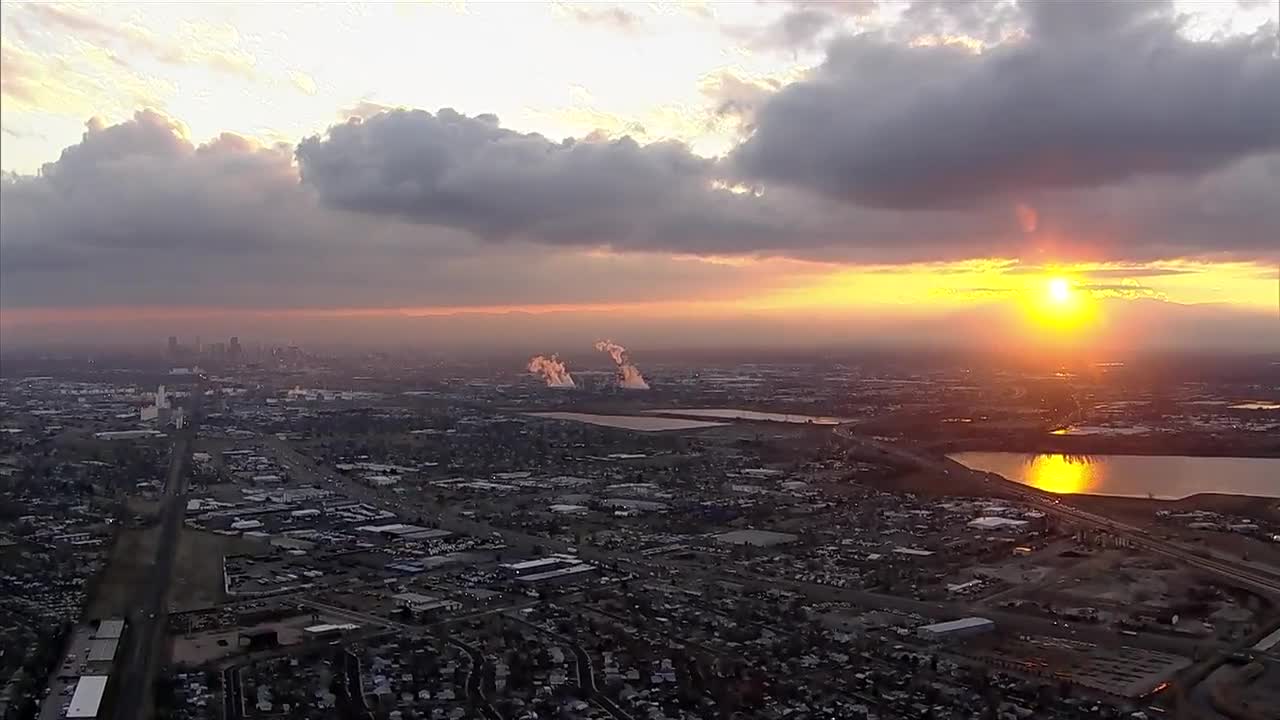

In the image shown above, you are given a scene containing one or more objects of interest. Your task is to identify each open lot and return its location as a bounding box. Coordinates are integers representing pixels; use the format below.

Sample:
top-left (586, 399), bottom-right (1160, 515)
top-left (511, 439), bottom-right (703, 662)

top-left (171, 529), bottom-right (266, 612)
top-left (85, 525), bottom-right (161, 620)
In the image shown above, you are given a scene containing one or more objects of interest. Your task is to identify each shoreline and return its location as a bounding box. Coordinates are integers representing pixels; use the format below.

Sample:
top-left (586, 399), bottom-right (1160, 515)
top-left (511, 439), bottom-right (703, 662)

top-left (936, 439), bottom-right (1280, 460)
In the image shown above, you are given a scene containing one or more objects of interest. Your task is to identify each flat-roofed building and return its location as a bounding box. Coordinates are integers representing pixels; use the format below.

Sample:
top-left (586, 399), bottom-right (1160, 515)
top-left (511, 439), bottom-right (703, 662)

top-left (917, 617), bottom-right (994, 640)
top-left (94, 619), bottom-right (125, 639)
top-left (85, 638), bottom-right (119, 663)
top-left (515, 563), bottom-right (597, 586)
top-left (500, 557), bottom-right (572, 576)
top-left (968, 517), bottom-right (1029, 530)
top-left (67, 675), bottom-right (109, 718)
top-left (303, 623), bottom-right (359, 639)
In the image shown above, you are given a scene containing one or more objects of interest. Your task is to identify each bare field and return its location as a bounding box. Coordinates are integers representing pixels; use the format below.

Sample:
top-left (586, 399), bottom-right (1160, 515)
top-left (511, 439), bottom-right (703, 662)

top-left (86, 525), bottom-right (161, 619)
top-left (170, 528), bottom-right (266, 612)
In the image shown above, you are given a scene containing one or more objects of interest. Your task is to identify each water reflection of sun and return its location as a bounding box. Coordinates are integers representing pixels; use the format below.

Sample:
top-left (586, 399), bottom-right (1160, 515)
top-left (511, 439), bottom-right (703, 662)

top-left (1024, 454), bottom-right (1097, 494)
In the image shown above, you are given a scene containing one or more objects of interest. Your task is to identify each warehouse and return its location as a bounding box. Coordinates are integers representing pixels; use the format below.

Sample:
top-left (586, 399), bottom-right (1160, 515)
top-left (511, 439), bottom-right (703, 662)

top-left (500, 555), bottom-right (579, 576)
top-left (968, 517), bottom-right (1029, 530)
top-left (515, 563), bottom-right (597, 586)
top-left (94, 619), bottom-right (125, 639)
top-left (917, 617), bottom-right (994, 640)
top-left (66, 675), bottom-right (109, 718)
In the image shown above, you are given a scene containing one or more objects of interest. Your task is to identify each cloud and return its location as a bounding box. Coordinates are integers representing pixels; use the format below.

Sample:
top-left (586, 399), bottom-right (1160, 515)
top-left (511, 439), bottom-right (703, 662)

top-left (5, 2), bottom-right (1280, 321)
top-left (564, 4), bottom-right (644, 32)
top-left (0, 39), bottom-right (55, 106)
top-left (735, 1), bottom-right (880, 51)
top-left (14, 3), bottom-right (257, 78)
top-left (337, 100), bottom-right (401, 121)
top-left (293, 106), bottom-right (1280, 264)
top-left (288, 70), bottom-right (318, 96)
top-left (0, 36), bottom-right (168, 115)
top-left (6, 104), bottom-right (1276, 321)
top-left (732, 1), bottom-right (1280, 209)
top-left (0, 110), bottom-right (797, 311)
top-left (1002, 265), bottom-right (1197, 279)
top-left (1077, 281), bottom-right (1166, 301)
top-left (295, 108), bottom-right (802, 253)
top-left (701, 69), bottom-right (790, 125)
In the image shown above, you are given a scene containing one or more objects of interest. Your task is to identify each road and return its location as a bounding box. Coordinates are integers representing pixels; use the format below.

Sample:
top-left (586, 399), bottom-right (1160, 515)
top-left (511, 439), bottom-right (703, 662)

top-left (114, 386), bottom-right (199, 720)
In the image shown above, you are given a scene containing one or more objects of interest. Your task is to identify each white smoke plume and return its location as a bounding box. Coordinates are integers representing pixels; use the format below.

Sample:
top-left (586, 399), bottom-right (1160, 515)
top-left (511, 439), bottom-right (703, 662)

top-left (527, 355), bottom-right (576, 388)
top-left (594, 340), bottom-right (650, 390)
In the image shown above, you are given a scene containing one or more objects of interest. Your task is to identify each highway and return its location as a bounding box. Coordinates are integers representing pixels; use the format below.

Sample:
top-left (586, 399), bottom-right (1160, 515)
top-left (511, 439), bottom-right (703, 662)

top-left (114, 386), bottom-right (199, 720)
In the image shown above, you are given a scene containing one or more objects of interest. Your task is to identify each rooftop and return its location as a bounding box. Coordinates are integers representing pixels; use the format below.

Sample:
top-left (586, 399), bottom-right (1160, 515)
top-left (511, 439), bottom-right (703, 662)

top-left (67, 675), bottom-right (109, 719)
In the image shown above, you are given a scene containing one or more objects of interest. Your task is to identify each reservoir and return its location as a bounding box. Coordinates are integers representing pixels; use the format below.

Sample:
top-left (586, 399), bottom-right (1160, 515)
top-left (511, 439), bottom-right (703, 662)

top-left (949, 452), bottom-right (1280, 499)
top-left (526, 412), bottom-right (726, 432)
top-left (643, 409), bottom-right (852, 425)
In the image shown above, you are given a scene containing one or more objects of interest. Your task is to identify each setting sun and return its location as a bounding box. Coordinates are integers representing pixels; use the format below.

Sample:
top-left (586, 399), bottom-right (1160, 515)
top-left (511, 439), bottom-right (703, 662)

top-left (1048, 278), bottom-right (1072, 304)
top-left (1025, 275), bottom-right (1094, 334)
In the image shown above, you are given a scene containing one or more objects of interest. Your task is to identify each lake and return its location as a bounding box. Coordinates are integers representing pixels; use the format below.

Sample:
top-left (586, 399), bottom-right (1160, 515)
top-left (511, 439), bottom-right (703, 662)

top-left (1231, 401), bottom-right (1280, 411)
top-left (643, 408), bottom-right (852, 425)
top-left (949, 452), bottom-right (1280, 499)
top-left (526, 412), bottom-right (726, 432)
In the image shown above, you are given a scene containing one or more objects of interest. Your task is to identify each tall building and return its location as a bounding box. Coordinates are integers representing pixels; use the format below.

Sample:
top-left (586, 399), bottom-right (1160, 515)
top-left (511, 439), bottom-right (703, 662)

top-left (167, 336), bottom-right (179, 359)
top-left (140, 384), bottom-right (171, 422)
top-left (228, 336), bottom-right (242, 362)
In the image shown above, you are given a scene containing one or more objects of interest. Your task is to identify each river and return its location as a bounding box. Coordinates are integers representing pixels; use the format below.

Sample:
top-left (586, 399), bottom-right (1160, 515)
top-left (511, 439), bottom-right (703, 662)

top-left (949, 452), bottom-right (1280, 499)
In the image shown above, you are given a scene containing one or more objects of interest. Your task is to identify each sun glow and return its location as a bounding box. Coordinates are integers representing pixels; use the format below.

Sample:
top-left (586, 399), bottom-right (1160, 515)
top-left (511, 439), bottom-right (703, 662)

top-left (1048, 277), bottom-right (1072, 304)
top-left (1027, 276), bottom-right (1092, 332)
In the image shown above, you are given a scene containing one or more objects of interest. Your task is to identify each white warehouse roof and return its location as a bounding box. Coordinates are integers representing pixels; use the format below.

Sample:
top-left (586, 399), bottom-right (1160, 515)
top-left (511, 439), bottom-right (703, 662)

top-left (95, 619), bottom-right (125, 639)
top-left (968, 517), bottom-right (1029, 530)
top-left (918, 617), bottom-right (994, 634)
top-left (67, 675), bottom-right (110, 718)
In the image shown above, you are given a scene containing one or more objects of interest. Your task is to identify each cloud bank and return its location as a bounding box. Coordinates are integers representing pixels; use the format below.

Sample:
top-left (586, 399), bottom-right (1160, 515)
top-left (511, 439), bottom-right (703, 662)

top-left (2, 0), bottom-right (1278, 317)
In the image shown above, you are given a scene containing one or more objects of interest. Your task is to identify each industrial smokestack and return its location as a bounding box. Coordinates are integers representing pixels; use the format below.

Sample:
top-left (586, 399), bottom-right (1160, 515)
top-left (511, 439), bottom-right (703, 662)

top-left (593, 340), bottom-right (649, 390)
top-left (527, 355), bottom-right (576, 388)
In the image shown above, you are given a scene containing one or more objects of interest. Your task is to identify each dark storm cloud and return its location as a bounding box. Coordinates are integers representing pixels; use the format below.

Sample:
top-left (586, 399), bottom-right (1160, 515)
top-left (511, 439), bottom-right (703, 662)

top-left (899, 0), bottom-right (1020, 44)
top-left (296, 106), bottom-right (1280, 261)
top-left (732, 0), bottom-right (1280, 209)
top-left (732, 0), bottom-right (878, 51)
top-left (295, 108), bottom-right (802, 252)
top-left (0, 111), bottom-right (797, 309)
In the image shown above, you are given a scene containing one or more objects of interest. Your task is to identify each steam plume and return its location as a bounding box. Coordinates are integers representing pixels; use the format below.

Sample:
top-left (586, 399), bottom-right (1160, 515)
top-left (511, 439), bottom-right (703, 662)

top-left (594, 340), bottom-right (649, 390)
top-left (527, 355), bottom-right (576, 388)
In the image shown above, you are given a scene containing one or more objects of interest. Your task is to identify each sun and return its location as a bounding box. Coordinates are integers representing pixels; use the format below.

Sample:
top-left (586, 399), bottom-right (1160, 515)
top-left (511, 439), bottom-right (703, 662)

top-left (1024, 275), bottom-right (1094, 334)
top-left (1048, 277), bottom-right (1072, 304)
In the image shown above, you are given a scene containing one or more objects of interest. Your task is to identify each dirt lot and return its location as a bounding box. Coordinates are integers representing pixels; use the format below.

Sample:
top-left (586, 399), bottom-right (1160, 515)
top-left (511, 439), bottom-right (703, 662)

top-left (170, 529), bottom-right (266, 612)
top-left (1071, 493), bottom-right (1280, 526)
top-left (85, 525), bottom-right (161, 619)
top-left (170, 614), bottom-right (332, 667)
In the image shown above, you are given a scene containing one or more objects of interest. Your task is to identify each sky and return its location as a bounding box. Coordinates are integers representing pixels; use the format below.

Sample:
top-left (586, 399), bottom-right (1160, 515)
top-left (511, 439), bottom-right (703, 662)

top-left (1, 0), bottom-right (1277, 352)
